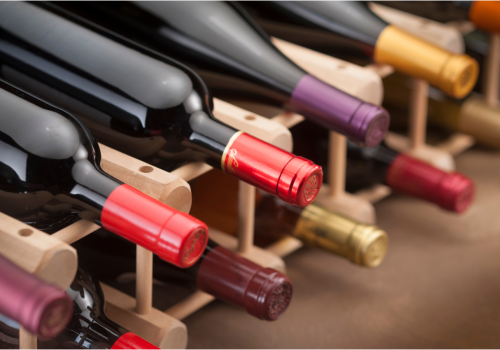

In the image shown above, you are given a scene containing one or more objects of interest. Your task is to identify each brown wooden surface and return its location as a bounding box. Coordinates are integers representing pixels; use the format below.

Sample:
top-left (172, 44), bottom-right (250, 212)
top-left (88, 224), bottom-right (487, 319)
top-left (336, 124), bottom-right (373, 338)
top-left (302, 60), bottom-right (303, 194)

top-left (179, 146), bottom-right (500, 348)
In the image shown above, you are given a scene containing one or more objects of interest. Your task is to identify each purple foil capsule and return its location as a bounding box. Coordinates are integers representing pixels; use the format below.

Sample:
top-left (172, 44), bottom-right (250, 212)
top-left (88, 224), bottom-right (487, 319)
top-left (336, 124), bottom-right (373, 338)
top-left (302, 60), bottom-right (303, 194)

top-left (0, 254), bottom-right (73, 338)
top-left (290, 75), bottom-right (390, 147)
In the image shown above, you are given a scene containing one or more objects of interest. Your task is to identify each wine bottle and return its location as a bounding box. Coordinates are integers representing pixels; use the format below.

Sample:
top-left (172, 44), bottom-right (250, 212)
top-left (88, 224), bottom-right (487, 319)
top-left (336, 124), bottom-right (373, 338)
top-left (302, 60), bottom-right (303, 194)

top-left (348, 142), bottom-right (475, 213)
top-left (289, 121), bottom-right (475, 213)
top-left (0, 266), bottom-right (159, 349)
top-left (461, 1), bottom-right (500, 34)
top-left (190, 171), bottom-right (388, 267)
top-left (0, 2), bottom-right (322, 208)
top-left (256, 193), bottom-right (388, 267)
top-left (0, 254), bottom-right (72, 339)
top-left (242, 1), bottom-right (479, 99)
top-left (72, 233), bottom-right (293, 321)
top-left (382, 73), bottom-right (500, 149)
top-left (0, 78), bottom-right (208, 268)
top-left (49, 1), bottom-right (390, 148)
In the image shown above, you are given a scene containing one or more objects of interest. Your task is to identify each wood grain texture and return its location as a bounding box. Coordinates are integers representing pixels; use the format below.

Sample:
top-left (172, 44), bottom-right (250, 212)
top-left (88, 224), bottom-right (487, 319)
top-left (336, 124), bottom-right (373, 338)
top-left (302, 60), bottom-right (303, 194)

top-left (370, 2), bottom-right (465, 54)
top-left (237, 181), bottom-right (256, 253)
top-left (102, 283), bottom-right (188, 349)
top-left (273, 37), bottom-right (384, 105)
top-left (483, 33), bottom-right (500, 107)
top-left (19, 326), bottom-right (37, 350)
top-left (51, 219), bottom-right (100, 245)
top-left (0, 213), bottom-right (77, 290)
top-left (136, 246), bottom-right (153, 315)
top-left (213, 98), bottom-right (293, 151)
top-left (99, 143), bottom-right (192, 213)
top-left (408, 79), bottom-right (429, 149)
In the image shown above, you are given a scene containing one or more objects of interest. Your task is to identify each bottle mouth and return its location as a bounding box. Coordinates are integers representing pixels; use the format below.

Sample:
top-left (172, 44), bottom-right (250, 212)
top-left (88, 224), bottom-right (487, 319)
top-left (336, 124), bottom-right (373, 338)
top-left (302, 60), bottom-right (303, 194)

top-left (351, 104), bottom-right (390, 147)
top-left (37, 294), bottom-right (73, 339)
top-left (386, 154), bottom-right (475, 213)
top-left (440, 54), bottom-right (478, 99)
top-left (244, 268), bottom-right (293, 321)
top-left (437, 173), bottom-right (475, 213)
top-left (352, 227), bottom-right (389, 268)
top-left (180, 227), bottom-right (208, 268)
top-left (277, 157), bottom-right (323, 208)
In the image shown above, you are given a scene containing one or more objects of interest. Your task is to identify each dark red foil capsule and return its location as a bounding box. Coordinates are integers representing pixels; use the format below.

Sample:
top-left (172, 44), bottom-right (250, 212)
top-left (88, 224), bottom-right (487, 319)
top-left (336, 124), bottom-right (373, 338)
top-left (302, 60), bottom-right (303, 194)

top-left (386, 154), bottom-right (475, 213)
top-left (196, 246), bottom-right (293, 321)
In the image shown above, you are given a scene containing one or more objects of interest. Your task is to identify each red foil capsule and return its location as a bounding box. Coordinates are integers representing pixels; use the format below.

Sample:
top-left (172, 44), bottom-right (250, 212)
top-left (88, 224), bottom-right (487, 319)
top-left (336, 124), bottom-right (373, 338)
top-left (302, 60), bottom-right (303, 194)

top-left (221, 132), bottom-right (323, 207)
top-left (386, 154), bottom-right (475, 213)
top-left (196, 246), bottom-right (293, 321)
top-left (111, 332), bottom-right (158, 349)
top-left (101, 184), bottom-right (208, 268)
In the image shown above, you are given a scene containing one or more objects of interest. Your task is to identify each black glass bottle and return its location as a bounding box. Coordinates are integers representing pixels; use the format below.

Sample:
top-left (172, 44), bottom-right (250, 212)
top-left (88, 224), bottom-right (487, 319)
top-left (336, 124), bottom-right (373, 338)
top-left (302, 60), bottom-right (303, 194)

top-left (0, 78), bottom-right (207, 268)
top-left (48, 1), bottom-right (390, 148)
top-left (0, 1), bottom-right (321, 208)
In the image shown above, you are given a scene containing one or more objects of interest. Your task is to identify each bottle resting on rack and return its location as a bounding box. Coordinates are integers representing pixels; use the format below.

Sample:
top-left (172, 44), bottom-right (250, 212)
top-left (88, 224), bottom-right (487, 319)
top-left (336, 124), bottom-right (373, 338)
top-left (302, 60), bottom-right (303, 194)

top-left (72, 234), bottom-right (293, 321)
top-left (0, 79), bottom-right (208, 268)
top-left (255, 192), bottom-right (388, 267)
top-left (382, 73), bottom-right (500, 150)
top-left (242, 1), bottom-right (478, 99)
top-left (189, 171), bottom-right (388, 268)
top-left (290, 121), bottom-right (475, 213)
top-left (0, 266), bottom-right (159, 349)
top-left (345, 141), bottom-right (475, 213)
top-left (0, 2), bottom-right (321, 208)
top-left (0, 254), bottom-right (73, 338)
top-left (53, 1), bottom-right (390, 147)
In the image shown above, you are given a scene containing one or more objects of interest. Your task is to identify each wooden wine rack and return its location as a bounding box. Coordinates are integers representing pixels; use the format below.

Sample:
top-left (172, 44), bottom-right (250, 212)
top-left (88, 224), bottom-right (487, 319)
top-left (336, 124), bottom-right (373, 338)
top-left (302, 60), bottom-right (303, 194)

top-left (1, 12), bottom-right (490, 349)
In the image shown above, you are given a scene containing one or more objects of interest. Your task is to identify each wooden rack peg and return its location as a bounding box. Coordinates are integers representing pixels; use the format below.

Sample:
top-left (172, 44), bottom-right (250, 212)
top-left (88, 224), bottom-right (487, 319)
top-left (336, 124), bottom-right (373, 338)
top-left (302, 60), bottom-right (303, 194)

top-left (483, 33), bottom-right (500, 107)
top-left (136, 246), bottom-right (153, 315)
top-left (409, 79), bottom-right (429, 149)
top-left (20, 326), bottom-right (37, 350)
top-left (237, 182), bottom-right (256, 253)
top-left (369, 2), bottom-right (464, 54)
top-left (102, 283), bottom-right (188, 349)
top-left (0, 213), bottom-right (77, 290)
top-left (99, 143), bottom-right (192, 213)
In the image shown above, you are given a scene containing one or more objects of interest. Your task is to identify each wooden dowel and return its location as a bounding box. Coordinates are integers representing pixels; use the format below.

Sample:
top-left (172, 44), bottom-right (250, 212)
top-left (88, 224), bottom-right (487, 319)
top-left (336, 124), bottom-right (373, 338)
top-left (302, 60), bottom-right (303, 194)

top-left (484, 33), bottom-right (500, 107)
top-left (135, 246), bottom-right (153, 315)
top-left (19, 326), bottom-right (37, 349)
top-left (409, 79), bottom-right (429, 149)
top-left (328, 131), bottom-right (347, 198)
top-left (165, 291), bottom-right (215, 321)
top-left (51, 219), bottom-right (99, 245)
top-left (237, 181), bottom-right (256, 253)
top-left (171, 162), bottom-right (213, 183)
